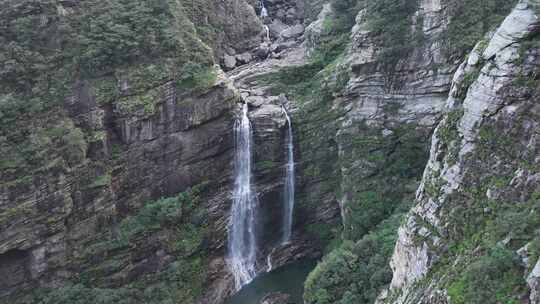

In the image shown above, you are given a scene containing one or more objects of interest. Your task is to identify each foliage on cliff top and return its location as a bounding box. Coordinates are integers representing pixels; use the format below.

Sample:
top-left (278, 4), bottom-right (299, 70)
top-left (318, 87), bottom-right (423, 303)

top-left (0, 0), bottom-right (214, 97)
top-left (0, 0), bottom-right (220, 187)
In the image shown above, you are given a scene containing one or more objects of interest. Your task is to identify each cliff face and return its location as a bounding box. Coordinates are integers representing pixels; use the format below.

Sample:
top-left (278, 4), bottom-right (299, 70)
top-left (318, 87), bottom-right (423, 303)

top-left (0, 0), bottom-right (338, 303)
top-left (300, 0), bottom-right (539, 303)
top-left (386, 2), bottom-right (540, 303)
top-left (336, 0), bottom-right (452, 240)
top-left (1, 0), bottom-right (539, 303)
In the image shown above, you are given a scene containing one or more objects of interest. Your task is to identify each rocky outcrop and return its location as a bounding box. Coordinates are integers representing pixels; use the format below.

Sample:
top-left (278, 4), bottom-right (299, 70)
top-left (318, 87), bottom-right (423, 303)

top-left (386, 1), bottom-right (540, 302)
top-left (260, 292), bottom-right (292, 304)
top-left (529, 260), bottom-right (540, 304)
top-left (334, 0), bottom-right (455, 239)
top-left (342, 0), bottom-right (451, 128)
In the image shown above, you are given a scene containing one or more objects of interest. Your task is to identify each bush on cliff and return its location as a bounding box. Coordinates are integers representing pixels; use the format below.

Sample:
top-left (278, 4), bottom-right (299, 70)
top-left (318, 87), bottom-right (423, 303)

top-left (304, 214), bottom-right (403, 304)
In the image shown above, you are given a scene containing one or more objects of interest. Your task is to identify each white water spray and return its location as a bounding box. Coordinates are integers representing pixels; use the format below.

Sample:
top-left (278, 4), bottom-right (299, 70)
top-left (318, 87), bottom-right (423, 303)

top-left (228, 102), bottom-right (258, 290)
top-left (264, 25), bottom-right (270, 41)
top-left (281, 106), bottom-right (295, 244)
top-left (266, 253), bottom-right (273, 272)
top-left (260, 0), bottom-right (268, 18)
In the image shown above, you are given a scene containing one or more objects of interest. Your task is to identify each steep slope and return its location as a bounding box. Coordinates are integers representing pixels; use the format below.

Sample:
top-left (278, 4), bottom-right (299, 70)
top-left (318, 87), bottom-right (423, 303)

top-left (386, 1), bottom-right (540, 303)
top-left (2, 0), bottom-right (539, 303)
top-left (275, 0), bottom-right (537, 303)
top-left (0, 0), bottom-right (346, 303)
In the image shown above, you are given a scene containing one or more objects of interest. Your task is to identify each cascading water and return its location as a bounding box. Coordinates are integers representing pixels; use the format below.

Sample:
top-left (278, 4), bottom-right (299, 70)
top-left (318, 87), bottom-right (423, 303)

top-left (229, 102), bottom-right (259, 290)
top-left (281, 106), bottom-right (295, 244)
top-left (260, 0), bottom-right (268, 18)
top-left (264, 25), bottom-right (270, 41)
top-left (260, 0), bottom-right (270, 41)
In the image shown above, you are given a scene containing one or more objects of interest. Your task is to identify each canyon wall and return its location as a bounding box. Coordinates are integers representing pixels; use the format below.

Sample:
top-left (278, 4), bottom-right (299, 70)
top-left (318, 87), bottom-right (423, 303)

top-left (1, 0), bottom-right (539, 303)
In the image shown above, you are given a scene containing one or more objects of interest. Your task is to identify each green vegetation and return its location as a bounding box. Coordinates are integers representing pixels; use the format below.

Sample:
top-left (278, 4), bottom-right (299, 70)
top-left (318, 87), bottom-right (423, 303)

top-left (306, 223), bottom-right (343, 254)
top-left (0, 0), bottom-right (213, 104)
top-left (82, 186), bottom-right (205, 258)
top-left (25, 187), bottom-right (209, 304)
top-left (456, 68), bottom-right (482, 101)
top-left (258, 3), bottom-right (430, 301)
top-left (447, 246), bottom-right (526, 304)
top-left (176, 62), bottom-right (217, 90)
top-left (514, 34), bottom-right (540, 92)
top-left (304, 214), bottom-right (404, 304)
top-left (0, 0), bottom-right (220, 192)
top-left (436, 108), bottom-right (464, 165)
top-left (317, 0), bottom-right (422, 86)
top-left (441, 0), bottom-right (518, 59)
top-left (340, 123), bottom-right (427, 241)
top-left (364, 0), bottom-right (420, 76)
top-left (0, 115), bottom-right (87, 189)
top-left (410, 70), bottom-right (540, 302)
top-left (256, 160), bottom-right (277, 171)
top-left (22, 257), bottom-right (204, 304)
top-left (302, 121), bottom-right (426, 303)
top-left (435, 195), bottom-right (539, 304)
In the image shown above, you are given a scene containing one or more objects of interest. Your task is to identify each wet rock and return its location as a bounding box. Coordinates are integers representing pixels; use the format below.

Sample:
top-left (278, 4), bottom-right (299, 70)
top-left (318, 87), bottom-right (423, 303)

top-left (270, 40), bottom-right (296, 54)
top-left (260, 292), bottom-right (292, 304)
top-left (246, 95), bottom-right (266, 107)
top-left (255, 44), bottom-right (271, 59)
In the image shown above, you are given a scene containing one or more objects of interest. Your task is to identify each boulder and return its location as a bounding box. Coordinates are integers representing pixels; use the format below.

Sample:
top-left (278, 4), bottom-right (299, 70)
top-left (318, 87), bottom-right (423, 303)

top-left (223, 54), bottom-right (237, 70)
top-left (268, 19), bottom-right (288, 38)
top-left (236, 52), bottom-right (253, 65)
top-left (255, 44), bottom-right (271, 59)
top-left (281, 24), bottom-right (304, 39)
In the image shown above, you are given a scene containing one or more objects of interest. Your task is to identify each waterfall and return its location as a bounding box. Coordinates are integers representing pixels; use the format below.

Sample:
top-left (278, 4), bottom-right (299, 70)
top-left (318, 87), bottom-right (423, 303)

top-left (281, 106), bottom-right (295, 244)
top-left (229, 102), bottom-right (258, 290)
top-left (264, 25), bottom-right (270, 41)
top-left (266, 253), bottom-right (273, 272)
top-left (260, 0), bottom-right (268, 18)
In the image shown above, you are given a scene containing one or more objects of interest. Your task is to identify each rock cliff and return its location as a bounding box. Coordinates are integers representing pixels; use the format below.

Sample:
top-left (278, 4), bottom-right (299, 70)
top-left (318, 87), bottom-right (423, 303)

top-left (1, 0), bottom-right (539, 303)
top-left (386, 1), bottom-right (540, 303)
top-left (0, 0), bottom-right (338, 303)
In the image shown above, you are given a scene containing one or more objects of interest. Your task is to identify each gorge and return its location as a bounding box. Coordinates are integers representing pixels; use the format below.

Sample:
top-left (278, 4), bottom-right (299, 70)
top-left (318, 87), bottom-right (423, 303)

top-left (0, 0), bottom-right (539, 304)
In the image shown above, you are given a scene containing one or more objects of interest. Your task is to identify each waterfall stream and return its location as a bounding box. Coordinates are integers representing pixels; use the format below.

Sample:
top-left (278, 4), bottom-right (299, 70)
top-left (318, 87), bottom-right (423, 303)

top-left (229, 102), bottom-right (258, 290)
top-left (264, 25), bottom-right (270, 42)
top-left (228, 1), bottom-right (298, 291)
top-left (281, 106), bottom-right (295, 244)
top-left (260, 0), bottom-right (268, 18)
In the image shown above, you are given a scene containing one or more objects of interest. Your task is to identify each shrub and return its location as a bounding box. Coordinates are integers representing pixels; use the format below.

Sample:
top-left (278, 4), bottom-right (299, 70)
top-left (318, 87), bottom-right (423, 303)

top-left (448, 246), bottom-right (526, 304)
top-left (176, 62), bottom-right (217, 90)
top-left (304, 214), bottom-right (403, 304)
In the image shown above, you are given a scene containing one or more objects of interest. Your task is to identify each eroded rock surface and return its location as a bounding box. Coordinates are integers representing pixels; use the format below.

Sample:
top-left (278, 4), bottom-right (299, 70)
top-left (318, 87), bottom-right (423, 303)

top-left (386, 1), bottom-right (540, 302)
